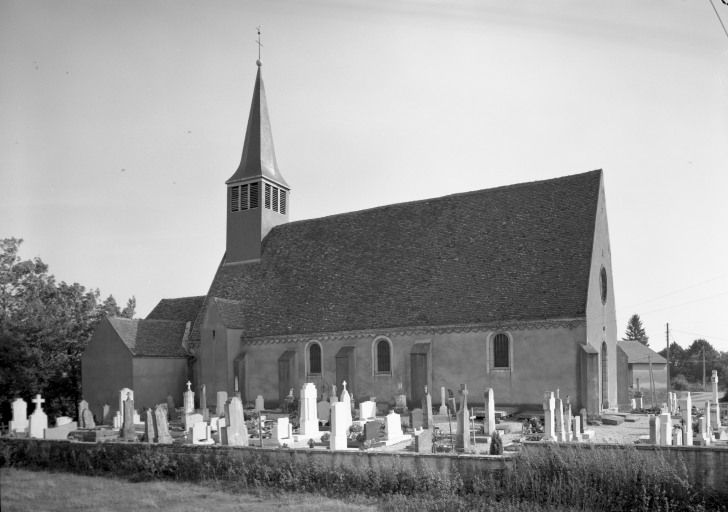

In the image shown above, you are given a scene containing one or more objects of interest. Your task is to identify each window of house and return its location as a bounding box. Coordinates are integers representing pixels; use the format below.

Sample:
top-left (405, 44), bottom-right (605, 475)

top-left (308, 342), bottom-right (322, 375)
top-left (493, 333), bottom-right (510, 369)
top-left (375, 338), bottom-right (392, 374)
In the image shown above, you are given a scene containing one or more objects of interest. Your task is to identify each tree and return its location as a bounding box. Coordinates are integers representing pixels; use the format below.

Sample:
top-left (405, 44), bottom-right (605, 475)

top-left (624, 314), bottom-right (649, 346)
top-left (0, 238), bottom-right (134, 423)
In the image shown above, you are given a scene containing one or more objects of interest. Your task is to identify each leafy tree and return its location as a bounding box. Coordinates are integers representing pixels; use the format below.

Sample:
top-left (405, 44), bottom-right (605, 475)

top-left (0, 238), bottom-right (133, 423)
top-left (624, 314), bottom-right (649, 346)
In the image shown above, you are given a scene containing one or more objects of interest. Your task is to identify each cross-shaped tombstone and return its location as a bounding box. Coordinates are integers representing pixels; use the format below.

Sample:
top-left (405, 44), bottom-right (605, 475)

top-left (32, 394), bottom-right (45, 411)
top-left (186, 380), bottom-right (192, 392)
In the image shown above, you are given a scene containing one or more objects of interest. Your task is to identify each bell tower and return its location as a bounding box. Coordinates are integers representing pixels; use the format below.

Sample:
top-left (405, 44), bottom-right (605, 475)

top-left (225, 56), bottom-right (290, 264)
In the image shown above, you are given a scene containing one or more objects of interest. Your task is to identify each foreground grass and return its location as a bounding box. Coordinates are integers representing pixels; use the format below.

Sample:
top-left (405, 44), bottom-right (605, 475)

top-left (0, 468), bottom-right (376, 512)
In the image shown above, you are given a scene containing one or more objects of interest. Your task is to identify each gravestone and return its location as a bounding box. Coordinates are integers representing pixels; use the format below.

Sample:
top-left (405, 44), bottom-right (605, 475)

top-left (234, 376), bottom-right (241, 398)
top-left (339, 381), bottom-right (353, 433)
top-left (543, 392), bottom-right (556, 441)
top-left (359, 400), bottom-right (376, 420)
top-left (564, 401), bottom-right (573, 441)
top-left (44, 421), bottom-right (77, 440)
top-left (78, 400), bottom-right (89, 427)
top-left (82, 408), bottom-right (95, 429)
top-left (28, 395), bottom-right (48, 439)
top-left (56, 416), bottom-right (73, 426)
top-left (102, 404), bottom-right (111, 425)
top-left (191, 421), bottom-right (214, 445)
top-left (415, 428), bottom-right (433, 453)
top-left (579, 408), bottom-right (587, 434)
top-left (673, 427), bottom-right (683, 446)
top-left (385, 411), bottom-right (405, 442)
top-left (630, 398), bottom-right (636, 410)
top-left (711, 370), bottom-right (721, 428)
top-left (121, 394), bottom-right (136, 441)
top-left (166, 395), bottom-right (176, 421)
top-left (255, 395), bottom-right (265, 412)
top-left (649, 415), bottom-right (660, 445)
top-left (222, 396), bottom-right (248, 446)
top-left (273, 417), bottom-right (292, 444)
top-left (153, 404), bottom-right (173, 443)
top-left (9, 398), bottom-right (28, 434)
top-left (422, 386), bottom-right (433, 429)
top-left (143, 408), bottom-right (154, 443)
top-left (554, 397), bottom-right (564, 441)
top-left (185, 412), bottom-right (203, 431)
top-left (698, 416), bottom-right (710, 446)
top-left (680, 393), bottom-right (693, 446)
top-left (317, 399), bottom-right (331, 425)
top-left (216, 391), bottom-right (228, 416)
top-left (483, 388), bottom-right (495, 436)
top-left (705, 401), bottom-right (711, 438)
top-left (199, 384), bottom-right (209, 421)
top-left (409, 408), bottom-right (424, 430)
top-left (299, 383), bottom-right (320, 437)
top-left (572, 417), bottom-right (582, 441)
top-left (183, 381), bottom-right (195, 414)
top-left (395, 393), bottom-right (408, 413)
top-left (364, 420), bottom-right (380, 442)
top-left (330, 384), bottom-right (338, 404)
top-left (330, 401), bottom-right (349, 450)
top-left (113, 411), bottom-right (122, 429)
top-left (439, 386), bottom-right (448, 415)
top-left (118, 388), bottom-right (134, 426)
top-left (455, 384), bottom-right (470, 451)
top-left (659, 412), bottom-right (672, 446)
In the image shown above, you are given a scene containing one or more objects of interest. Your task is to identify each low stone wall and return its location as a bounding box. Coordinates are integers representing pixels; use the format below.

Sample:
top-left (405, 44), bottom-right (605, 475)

top-left (523, 442), bottom-right (728, 492)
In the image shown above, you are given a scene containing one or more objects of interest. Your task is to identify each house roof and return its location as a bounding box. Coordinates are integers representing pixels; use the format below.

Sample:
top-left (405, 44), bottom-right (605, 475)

top-left (146, 296), bottom-right (205, 323)
top-left (191, 169), bottom-right (602, 340)
top-left (618, 340), bottom-right (667, 364)
top-left (108, 317), bottom-right (189, 357)
top-left (226, 63), bottom-right (288, 188)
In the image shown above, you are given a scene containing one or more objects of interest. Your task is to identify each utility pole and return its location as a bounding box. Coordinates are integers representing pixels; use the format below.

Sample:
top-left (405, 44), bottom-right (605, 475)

top-left (665, 323), bottom-right (670, 396)
top-left (648, 354), bottom-right (656, 409)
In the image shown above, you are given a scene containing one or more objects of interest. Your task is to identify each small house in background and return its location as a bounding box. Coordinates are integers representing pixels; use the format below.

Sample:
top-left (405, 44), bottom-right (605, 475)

top-left (617, 340), bottom-right (668, 409)
top-left (81, 296), bottom-right (203, 419)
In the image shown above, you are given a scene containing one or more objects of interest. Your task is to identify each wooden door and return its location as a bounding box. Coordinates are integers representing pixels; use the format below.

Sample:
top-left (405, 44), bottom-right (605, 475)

top-left (335, 347), bottom-right (355, 396)
top-left (278, 351), bottom-right (296, 404)
top-left (410, 353), bottom-right (428, 406)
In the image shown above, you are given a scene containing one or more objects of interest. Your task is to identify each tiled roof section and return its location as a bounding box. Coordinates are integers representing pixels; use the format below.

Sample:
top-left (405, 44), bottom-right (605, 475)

top-left (146, 296), bottom-right (205, 323)
top-left (192, 170), bottom-right (602, 339)
top-left (108, 317), bottom-right (189, 357)
top-left (212, 298), bottom-right (247, 327)
top-left (618, 341), bottom-right (667, 365)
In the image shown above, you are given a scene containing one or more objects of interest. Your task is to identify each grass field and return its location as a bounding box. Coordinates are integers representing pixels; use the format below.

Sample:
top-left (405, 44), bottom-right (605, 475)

top-left (0, 468), bottom-right (376, 512)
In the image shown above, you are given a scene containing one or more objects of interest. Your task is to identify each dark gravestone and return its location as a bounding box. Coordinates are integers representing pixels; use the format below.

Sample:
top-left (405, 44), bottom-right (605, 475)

top-left (580, 408), bottom-right (587, 434)
top-left (410, 408), bottom-right (424, 430)
top-left (415, 428), bottom-right (433, 453)
top-left (122, 396), bottom-right (136, 441)
top-left (143, 408), bottom-right (154, 443)
top-left (166, 395), bottom-right (176, 421)
top-left (153, 404), bottom-right (173, 444)
top-left (448, 398), bottom-right (457, 416)
top-left (365, 421), bottom-right (380, 442)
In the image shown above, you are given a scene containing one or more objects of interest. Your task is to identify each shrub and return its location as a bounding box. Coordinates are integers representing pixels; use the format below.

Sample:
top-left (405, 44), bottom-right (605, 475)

top-left (489, 431), bottom-right (503, 455)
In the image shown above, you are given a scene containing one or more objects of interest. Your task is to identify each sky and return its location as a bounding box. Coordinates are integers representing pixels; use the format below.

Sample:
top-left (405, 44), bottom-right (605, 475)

top-left (1, 0), bottom-right (727, 353)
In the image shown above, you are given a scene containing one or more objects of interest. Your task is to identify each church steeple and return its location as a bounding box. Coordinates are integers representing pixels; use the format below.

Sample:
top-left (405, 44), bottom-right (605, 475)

top-left (225, 56), bottom-right (290, 265)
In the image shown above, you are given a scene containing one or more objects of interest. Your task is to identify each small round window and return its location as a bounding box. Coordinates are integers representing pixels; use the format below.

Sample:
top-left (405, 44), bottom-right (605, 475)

top-left (600, 267), bottom-right (608, 304)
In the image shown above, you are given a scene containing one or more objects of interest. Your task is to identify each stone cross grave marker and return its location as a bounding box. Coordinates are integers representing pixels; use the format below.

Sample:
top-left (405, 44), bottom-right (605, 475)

top-left (9, 398), bottom-right (28, 434)
top-left (118, 388), bottom-right (134, 423)
top-left (184, 381), bottom-right (195, 414)
top-left (28, 394), bottom-right (48, 439)
top-left (339, 381), bottom-right (352, 432)
top-left (455, 384), bottom-right (470, 451)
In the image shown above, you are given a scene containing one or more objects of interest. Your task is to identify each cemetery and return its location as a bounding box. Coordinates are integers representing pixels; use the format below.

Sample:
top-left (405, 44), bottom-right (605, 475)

top-left (3, 373), bottom-right (728, 509)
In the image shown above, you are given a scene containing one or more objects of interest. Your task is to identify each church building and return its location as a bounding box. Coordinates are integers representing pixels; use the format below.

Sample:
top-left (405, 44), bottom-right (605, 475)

top-left (84, 58), bottom-right (619, 416)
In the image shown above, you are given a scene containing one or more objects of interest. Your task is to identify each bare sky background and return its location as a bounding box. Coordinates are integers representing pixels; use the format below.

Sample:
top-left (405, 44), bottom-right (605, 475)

top-left (1, 0), bottom-right (727, 352)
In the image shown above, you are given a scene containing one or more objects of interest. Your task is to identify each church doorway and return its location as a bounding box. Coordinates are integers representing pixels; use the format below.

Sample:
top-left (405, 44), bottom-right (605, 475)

top-left (278, 350), bottom-right (296, 404)
top-left (335, 347), bottom-right (355, 397)
top-left (410, 343), bottom-right (430, 406)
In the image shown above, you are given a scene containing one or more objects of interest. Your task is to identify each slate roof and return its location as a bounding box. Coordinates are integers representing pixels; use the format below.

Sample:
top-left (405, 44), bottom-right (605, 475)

top-left (146, 296), bottom-right (205, 323)
top-left (618, 340), bottom-right (667, 365)
top-left (191, 170), bottom-right (603, 340)
top-left (108, 317), bottom-right (189, 357)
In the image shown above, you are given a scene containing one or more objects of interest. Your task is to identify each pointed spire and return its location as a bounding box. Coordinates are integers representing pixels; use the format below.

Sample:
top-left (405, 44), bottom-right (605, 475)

top-left (226, 61), bottom-right (288, 188)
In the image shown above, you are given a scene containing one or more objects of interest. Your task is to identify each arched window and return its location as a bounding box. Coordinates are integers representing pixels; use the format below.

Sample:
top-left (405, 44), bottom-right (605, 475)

top-left (493, 333), bottom-right (510, 369)
top-left (307, 342), bottom-right (322, 376)
top-left (375, 338), bottom-right (391, 374)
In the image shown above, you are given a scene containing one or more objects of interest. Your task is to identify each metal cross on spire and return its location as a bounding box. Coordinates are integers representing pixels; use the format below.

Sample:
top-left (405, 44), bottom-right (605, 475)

top-left (256, 25), bottom-right (263, 65)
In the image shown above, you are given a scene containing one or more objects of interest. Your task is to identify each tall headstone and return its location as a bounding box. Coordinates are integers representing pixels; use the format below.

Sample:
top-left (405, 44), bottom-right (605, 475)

top-left (439, 386), bottom-right (448, 415)
top-left (330, 401), bottom-right (349, 450)
top-left (143, 408), bottom-right (155, 443)
top-left (572, 416), bottom-right (582, 442)
top-left (273, 417), bottom-right (292, 444)
top-left (554, 397), bottom-right (564, 441)
top-left (102, 404), bottom-right (111, 425)
top-left (680, 392), bottom-right (693, 446)
top-left (28, 394), bottom-right (48, 439)
top-left (415, 428), bottom-right (433, 453)
top-left (183, 381), bottom-right (195, 414)
top-left (299, 383), bottom-right (320, 436)
top-left (222, 396), bottom-right (248, 446)
top-left (659, 412), bottom-right (672, 446)
top-left (384, 411), bottom-right (404, 441)
top-left (711, 370), bottom-right (721, 428)
top-left (543, 392), bottom-right (556, 441)
top-left (216, 391), bottom-right (228, 416)
top-left (330, 384), bottom-right (338, 404)
top-left (78, 400), bottom-right (89, 426)
top-left (118, 388), bottom-right (134, 423)
top-left (9, 398), bottom-right (28, 434)
top-left (673, 427), bottom-right (683, 446)
top-left (234, 376), bottom-right (240, 398)
top-left (255, 395), bottom-right (265, 412)
top-left (409, 409), bottom-right (424, 430)
top-left (339, 381), bottom-right (352, 432)
top-left (483, 388), bottom-right (496, 436)
top-left (579, 408), bottom-right (587, 434)
top-left (422, 386), bottom-right (433, 429)
top-left (649, 414), bottom-right (660, 445)
top-left (564, 400), bottom-right (573, 441)
top-left (199, 384), bottom-right (208, 414)
top-left (359, 400), bottom-right (376, 420)
top-left (698, 416), bottom-right (711, 446)
top-left (455, 384), bottom-right (471, 451)
top-left (82, 408), bottom-right (95, 429)
top-left (153, 404), bottom-right (173, 443)
top-left (122, 393), bottom-right (136, 441)
top-left (166, 395), bottom-right (176, 421)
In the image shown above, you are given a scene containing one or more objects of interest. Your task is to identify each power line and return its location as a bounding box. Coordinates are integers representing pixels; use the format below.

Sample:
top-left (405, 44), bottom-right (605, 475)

top-left (639, 290), bottom-right (728, 315)
top-left (708, 0), bottom-right (728, 42)
top-left (619, 274), bottom-right (726, 311)
top-left (671, 328), bottom-right (728, 343)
